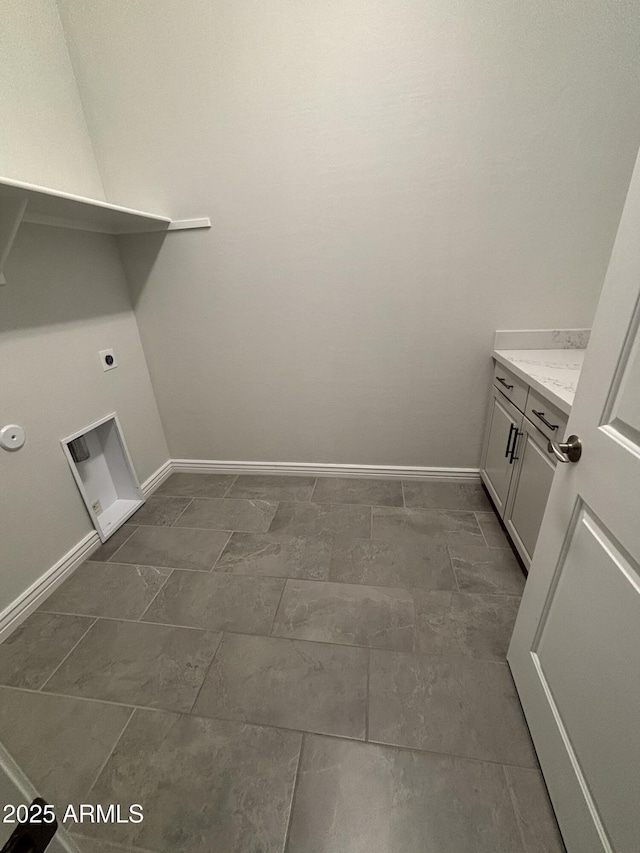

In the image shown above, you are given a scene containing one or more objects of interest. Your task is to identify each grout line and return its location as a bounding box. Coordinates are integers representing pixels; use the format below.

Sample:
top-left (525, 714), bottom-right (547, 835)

top-left (137, 567), bottom-right (175, 622)
top-left (30, 613), bottom-right (516, 663)
top-left (503, 763), bottom-right (531, 852)
top-left (269, 579), bottom-right (289, 636)
top-left (70, 834), bottom-right (157, 853)
top-left (38, 617), bottom-right (98, 691)
top-left (187, 631), bottom-right (225, 714)
top-left (220, 474), bottom-right (239, 498)
top-left (169, 497), bottom-right (194, 527)
top-left (448, 545), bottom-right (462, 593)
top-left (364, 648), bottom-right (371, 742)
top-left (0, 681), bottom-right (538, 770)
top-left (210, 531), bottom-right (234, 570)
top-left (98, 524), bottom-right (139, 564)
top-left (82, 706), bottom-right (136, 800)
top-left (282, 733), bottom-right (306, 853)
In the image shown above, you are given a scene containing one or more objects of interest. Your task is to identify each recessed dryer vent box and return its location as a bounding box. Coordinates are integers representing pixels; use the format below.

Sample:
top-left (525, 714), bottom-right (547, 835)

top-left (62, 413), bottom-right (144, 542)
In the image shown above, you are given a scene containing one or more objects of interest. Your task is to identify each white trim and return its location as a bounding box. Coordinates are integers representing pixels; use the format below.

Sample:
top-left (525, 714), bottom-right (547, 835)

top-left (0, 532), bottom-right (100, 643)
top-left (170, 459), bottom-right (480, 481)
top-left (140, 459), bottom-right (173, 495)
top-left (0, 459), bottom-right (171, 643)
top-left (167, 218), bottom-right (211, 231)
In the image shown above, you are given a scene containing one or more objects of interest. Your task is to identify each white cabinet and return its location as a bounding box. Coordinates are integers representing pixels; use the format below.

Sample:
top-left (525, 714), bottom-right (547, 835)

top-left (480, 364), bottom-right (568, 569)
top-left (505, 418), bottom-right (556, 564)
top-left (482, 388), bottom-right (523, 515)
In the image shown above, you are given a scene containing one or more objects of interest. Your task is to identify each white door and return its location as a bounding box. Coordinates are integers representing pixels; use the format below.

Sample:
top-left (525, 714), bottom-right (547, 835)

top-left (508, 149), bottom-right (640, 852)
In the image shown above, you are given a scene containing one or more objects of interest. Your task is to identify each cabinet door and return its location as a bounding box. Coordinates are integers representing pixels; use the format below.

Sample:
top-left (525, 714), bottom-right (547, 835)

top-left (480, 388), bottom-right (523, 517)
top-left (504, 418), bottom-right (556, 568)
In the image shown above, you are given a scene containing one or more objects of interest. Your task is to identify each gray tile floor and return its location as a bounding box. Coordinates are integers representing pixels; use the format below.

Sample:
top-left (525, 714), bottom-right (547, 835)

top-left (0, 474), bottom-right (565, 853)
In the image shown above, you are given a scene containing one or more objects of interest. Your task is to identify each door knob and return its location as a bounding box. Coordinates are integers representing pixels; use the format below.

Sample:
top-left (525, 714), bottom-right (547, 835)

top-left (548, 435), bottom-right (582, 463)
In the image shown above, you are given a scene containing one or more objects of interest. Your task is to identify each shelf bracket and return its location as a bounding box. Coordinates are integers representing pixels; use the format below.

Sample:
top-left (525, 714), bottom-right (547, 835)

top-left (0, 195), bottom-right (28, 285)
top-left (167, 217), bottom-right (211, 231)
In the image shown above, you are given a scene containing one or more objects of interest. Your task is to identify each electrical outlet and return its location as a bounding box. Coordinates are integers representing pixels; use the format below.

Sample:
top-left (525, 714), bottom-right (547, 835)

top-left (91, 500), bottom-right (103, 515)
top-left (99, 348), bottom-right (118, 371)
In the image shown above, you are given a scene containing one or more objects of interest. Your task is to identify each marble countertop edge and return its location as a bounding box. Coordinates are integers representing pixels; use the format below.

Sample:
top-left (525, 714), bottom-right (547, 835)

top-left (492, 348), bottom-right (586, 415)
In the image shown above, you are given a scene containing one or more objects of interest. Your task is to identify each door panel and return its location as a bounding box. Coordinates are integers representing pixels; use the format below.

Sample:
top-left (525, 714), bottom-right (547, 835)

top-left (532, 504), bottom-right (640, 853)
top-left (481, 389), bottom-right (522, 516)
top-left (506, 422), bottom-right (556, 564)
top-left (508, 147), bottom-right (640, 852)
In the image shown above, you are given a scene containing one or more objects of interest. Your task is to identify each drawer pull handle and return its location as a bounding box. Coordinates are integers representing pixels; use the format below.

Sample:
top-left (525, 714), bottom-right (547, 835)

top-left (531, 409), bottom-right (559, 431)
top-left (509, 429), bottom-right (523, 464)
top-left (496, 376), bottom-right (514, 390)
top-left (505, 423), bottom-right (516, 458)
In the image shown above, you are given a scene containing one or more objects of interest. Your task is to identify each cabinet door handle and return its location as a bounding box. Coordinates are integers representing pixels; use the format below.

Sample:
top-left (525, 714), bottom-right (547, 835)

top-left (509, 429), bottom-right (522, 464)
top-left (531, 409), bottom-right (559, 431)
top-left (496, 376), bottom-right (514, 390)
top-left (505, 423), bottom-right (516, 458)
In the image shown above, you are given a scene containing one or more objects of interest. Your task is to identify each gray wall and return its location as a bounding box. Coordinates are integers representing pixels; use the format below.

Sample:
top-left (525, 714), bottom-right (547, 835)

top-left (0, 0), bottom-right (104, 197)
top-left (0, 0), bottom-right (168, 616)
top-left (0, 226), bottom-right (169, 615)
top-left (58, 0), bottom-right (640, 467)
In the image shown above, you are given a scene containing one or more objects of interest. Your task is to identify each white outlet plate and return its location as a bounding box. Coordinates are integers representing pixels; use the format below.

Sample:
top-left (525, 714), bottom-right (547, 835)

top-left (99, 349), bottom-right (117, 371)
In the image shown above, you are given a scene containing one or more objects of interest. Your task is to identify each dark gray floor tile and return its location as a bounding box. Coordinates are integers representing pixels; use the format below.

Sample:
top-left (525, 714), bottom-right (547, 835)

top-left (71, 837), bottom-right (140, 853)
top-left (71, 837), bottom-right (138, 853)
top-left (403, 480), bottom-right (491, 511)
top-left (369, 651), bottom-right (537, 766)
top-left (226, 475), bottom-right (316, 501)
top-left (272, 579), bottom-right (414, 651)
top-left (89, 525), bottom-right (138, 562)
top-left (193, 633), bottom-right (367, 739)
top-left (41, 563), bottom-right (171, 620)
top-left (128, 496), bottom-right (192, 527)
top-left (43, 620), bottom-right (220, 712)
top-left (142, 571), bottom-right (284, 634)
top-left (287, 735), bottom-right (524, 853)
top-left (269, 502), bottom-right (371, 538)
top-left (329, 538), bottom-right (456, 590)
top-left (414, 591), bottom-right (520, 661)
top-left (215, 532), bottom-right (331, 580)
top-left (504, 766), bottom-right (566, 853)
top-left (451, 545), bottom-right (526, 595)
top-left (156, 472), bottom-right (236, 498)
top-left (372, 507), bottom-right (484, 546)
top-left (173, 498), bottom-right (278, 532)
top-left (476, 511), bottom-right (512, 548)
top-left (80, 710), bottom-right (300, 853)
top-left (111, 526), bottom-right (230, 571)
top-left (312, 477), bottom-right (403, 507)
top-left (0, 687), bottom-right (131, 807)
top-left (0, 612), bottom-right (93, 689)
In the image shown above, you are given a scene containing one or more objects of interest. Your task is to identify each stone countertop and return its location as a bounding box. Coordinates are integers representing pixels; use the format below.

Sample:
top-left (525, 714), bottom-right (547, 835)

top-left (492, 348), bottom-right (585, 415)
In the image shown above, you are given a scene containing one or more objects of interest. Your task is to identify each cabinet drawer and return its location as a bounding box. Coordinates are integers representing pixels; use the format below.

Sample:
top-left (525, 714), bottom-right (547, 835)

top-left (492, 362), bottom-right (528, 412)
top-left (525, 387), bottom-right (568, 443)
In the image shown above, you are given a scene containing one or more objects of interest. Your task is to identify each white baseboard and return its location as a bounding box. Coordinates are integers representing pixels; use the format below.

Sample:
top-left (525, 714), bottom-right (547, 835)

top-left (0, 459), bottom-right (172, 643)
top-left (140, 459), bottom-right (172, 495)
top-left (0, 532), bottom-right (100, 643)
top-left (170, 459), bottom-right (480, 481)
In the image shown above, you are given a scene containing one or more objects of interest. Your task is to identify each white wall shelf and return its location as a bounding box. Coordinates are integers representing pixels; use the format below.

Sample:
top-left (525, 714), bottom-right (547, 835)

top-left (0, 175), bottom-right (210, 283)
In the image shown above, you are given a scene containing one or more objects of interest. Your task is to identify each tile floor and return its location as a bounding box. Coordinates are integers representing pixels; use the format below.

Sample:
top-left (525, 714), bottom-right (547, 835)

top-left (0, 474), bottom-right (565, 853)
